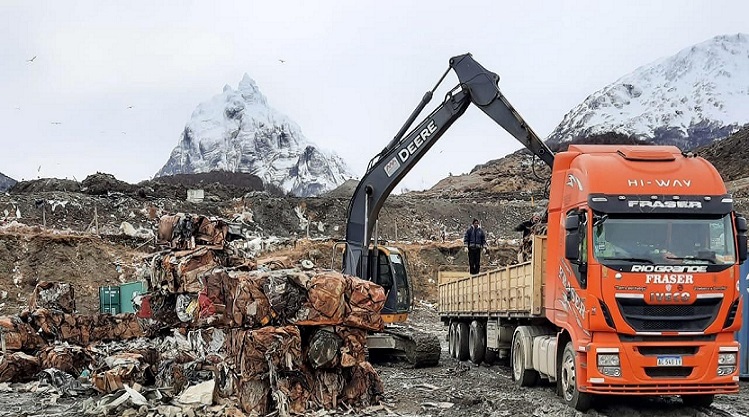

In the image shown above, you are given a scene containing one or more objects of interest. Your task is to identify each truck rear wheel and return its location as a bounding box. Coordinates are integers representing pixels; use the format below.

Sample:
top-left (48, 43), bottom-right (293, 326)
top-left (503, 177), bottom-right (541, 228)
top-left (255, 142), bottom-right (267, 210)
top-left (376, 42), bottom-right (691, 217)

top-left (448, 322), bottom-right (457, 358)
top-left (511, 331), bottom-right (538, 387)
top-left (682, 394), bottom-right (714, 408)
top-left (469, 320), bottom-right (485, 364)
top-left (456, 322), bottom-right (469, 361)
top-left (560, 342), bottom-right (592, 411)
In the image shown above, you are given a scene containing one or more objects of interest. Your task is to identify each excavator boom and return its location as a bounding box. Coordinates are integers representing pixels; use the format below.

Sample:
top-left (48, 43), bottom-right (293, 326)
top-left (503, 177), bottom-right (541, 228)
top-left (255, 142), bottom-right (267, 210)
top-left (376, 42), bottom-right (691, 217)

top-left (344, 53), bottom-right (554, 278)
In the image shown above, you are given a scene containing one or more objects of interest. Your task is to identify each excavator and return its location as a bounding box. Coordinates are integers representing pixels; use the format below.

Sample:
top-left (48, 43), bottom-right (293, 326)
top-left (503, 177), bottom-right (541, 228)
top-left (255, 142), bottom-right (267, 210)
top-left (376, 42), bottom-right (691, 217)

top-left (343, 53), bottom-right (555, 366)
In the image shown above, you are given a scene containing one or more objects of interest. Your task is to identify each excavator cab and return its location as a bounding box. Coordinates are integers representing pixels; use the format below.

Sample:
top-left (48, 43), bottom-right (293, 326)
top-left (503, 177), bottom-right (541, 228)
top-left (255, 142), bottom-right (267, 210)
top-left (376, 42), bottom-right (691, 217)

top-left (366, 246), bottom-right (411, 323)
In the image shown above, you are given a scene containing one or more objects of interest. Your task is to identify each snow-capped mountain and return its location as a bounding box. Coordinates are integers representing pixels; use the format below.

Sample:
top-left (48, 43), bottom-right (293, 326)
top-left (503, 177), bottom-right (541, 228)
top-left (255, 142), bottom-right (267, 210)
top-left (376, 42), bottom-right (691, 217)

top-left (157, 74), bottom-right (353, 196)
top-left (0, 172), bottom-right (16, 192)
top-left (547, 33), bottom-right (749, 150)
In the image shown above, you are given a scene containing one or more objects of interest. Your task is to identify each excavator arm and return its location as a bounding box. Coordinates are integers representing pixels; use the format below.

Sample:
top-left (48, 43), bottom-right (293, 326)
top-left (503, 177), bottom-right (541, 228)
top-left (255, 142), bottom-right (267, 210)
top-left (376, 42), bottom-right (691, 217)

top-left (344, 53), bottom-right (555, 278)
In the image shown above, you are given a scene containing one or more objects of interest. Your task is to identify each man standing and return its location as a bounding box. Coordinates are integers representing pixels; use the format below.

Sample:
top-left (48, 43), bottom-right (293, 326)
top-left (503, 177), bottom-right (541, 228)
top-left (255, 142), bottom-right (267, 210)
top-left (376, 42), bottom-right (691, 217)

top-left (464, 218), bottom-right (486, 274)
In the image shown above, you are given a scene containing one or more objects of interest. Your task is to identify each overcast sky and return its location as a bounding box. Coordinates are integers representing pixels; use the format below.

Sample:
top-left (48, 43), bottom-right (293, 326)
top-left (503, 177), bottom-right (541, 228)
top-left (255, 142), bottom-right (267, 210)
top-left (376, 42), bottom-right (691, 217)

top-left (2, 1), bottom-right (748, 192)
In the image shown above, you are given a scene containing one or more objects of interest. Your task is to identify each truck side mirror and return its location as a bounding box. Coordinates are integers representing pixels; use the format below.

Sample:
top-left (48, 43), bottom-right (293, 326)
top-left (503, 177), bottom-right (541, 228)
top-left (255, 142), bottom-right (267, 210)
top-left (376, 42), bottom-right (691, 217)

top-left (737, 216), bottom-right (748, 263)
top-left (565, 213), bottom-right (580, 261)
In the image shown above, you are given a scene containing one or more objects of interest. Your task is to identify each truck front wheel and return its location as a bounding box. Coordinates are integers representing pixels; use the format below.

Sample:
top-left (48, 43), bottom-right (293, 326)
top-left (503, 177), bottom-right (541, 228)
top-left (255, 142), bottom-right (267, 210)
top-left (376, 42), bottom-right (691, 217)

top-left (560, 342), bottom-right (592, 411)
top-left (511, 331), bottom-right (539, 387)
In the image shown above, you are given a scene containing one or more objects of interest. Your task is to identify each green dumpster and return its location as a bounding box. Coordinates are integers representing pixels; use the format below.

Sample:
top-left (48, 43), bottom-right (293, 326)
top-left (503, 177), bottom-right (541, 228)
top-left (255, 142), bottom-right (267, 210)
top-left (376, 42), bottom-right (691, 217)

top-left (119, 281), bottom-right (144, 313)
top-left (99, 286), bottom-right (121, 314)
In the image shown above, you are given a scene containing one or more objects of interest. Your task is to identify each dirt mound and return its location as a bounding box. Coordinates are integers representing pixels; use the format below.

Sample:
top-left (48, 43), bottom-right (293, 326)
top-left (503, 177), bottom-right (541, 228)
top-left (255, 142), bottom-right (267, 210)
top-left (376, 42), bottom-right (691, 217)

top-left (423, 148), bottom-right (549, 198)
top-left (81, 172), bottom-right (136, 195)
top-left (322, 179), bottom-right (359, 199)
top-left (10, 178), bottom-right (81, 193)
top-left (142, 171), bottom-right (281, 200)
top-left (0, 229), bottom-right (147, 314)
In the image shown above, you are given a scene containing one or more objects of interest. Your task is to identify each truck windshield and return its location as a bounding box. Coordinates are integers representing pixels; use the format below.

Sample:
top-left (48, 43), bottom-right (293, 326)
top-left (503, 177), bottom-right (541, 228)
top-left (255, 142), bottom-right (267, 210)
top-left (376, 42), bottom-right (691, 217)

top-left (593, 214), bottom-right (736, 266)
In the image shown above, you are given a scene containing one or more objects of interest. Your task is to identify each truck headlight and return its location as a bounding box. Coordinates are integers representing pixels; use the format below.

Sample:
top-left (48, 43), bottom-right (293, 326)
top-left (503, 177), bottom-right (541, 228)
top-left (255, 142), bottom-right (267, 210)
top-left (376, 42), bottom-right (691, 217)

top-left (718, 353), bottom-right (737, 365)
top-left (599, 366), bottom-right (622, 377)
top-left (597, 354), bottom-right (620, 367)
top-left (718, 366), bottom-right (736, 376)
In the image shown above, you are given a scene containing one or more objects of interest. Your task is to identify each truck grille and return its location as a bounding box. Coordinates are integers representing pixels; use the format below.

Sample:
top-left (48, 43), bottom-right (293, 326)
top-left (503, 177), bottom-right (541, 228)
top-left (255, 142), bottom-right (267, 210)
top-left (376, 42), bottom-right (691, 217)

top-left (637, 346), bottom-right (699, 356)
top-left (616, 298), bottom-right (722, 332)
top-left (644, 367), bottom-right (693, 378)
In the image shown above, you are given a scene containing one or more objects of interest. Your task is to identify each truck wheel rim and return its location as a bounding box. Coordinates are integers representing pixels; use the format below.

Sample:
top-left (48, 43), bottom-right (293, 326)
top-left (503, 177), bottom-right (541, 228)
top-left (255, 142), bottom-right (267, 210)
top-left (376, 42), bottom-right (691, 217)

top-left (512, 338), bottom-right (522, 380)
top-left (562, 352), bottom-right (575, 401)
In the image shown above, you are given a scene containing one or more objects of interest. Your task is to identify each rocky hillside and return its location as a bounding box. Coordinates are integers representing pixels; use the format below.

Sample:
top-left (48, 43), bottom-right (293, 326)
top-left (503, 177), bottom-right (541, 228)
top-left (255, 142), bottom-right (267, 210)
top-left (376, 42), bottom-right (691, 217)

top-left (547, 33), bottom-right (749, 150)
top-left (0, 172), bottom-right (16, 192)
top-left (157, 74), bottom-right (353, 197)
top-left (424, 126), bottom-right (749, 198)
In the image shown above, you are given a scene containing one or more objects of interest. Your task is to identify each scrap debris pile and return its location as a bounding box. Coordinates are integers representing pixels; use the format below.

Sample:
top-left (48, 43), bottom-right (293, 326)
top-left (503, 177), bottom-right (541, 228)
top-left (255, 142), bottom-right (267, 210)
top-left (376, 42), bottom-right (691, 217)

top-left (0, 213), bottom-right (386, 416)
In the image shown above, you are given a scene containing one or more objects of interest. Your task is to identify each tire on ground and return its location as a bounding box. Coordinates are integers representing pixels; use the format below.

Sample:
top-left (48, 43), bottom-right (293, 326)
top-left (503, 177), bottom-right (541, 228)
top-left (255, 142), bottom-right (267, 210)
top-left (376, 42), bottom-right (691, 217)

top-left (456, 322), bottom-right (469, 361)
top-left (448, 322), bottom-right (456, 358)
top-left (468, 320), bottom-right (486, 364)
top-left (559, 341), bottom-right (592, 411)
top-left (511, 330), bottom-right (539, 387)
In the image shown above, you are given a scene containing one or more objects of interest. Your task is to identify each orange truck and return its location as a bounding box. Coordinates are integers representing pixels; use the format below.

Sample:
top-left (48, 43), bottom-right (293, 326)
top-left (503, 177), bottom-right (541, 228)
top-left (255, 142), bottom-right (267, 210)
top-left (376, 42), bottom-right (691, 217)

top-left (439, 144), bottom-right (747, 411)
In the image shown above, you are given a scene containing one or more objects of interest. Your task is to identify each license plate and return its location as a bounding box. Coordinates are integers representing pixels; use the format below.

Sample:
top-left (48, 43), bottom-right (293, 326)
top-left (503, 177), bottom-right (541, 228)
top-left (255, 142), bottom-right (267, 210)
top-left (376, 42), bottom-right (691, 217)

top-left (657, 356), bottom-right (682, 367)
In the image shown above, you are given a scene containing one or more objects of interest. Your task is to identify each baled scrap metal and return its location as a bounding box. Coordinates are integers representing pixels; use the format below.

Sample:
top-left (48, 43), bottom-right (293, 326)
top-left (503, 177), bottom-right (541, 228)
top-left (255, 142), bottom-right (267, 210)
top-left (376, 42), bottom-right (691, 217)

top-left (29, 281), bottom-right (76, 313)
top-left (0, 315), bottom-right (47, 351)
top-left (92, 352), bottom-right (157, 393)
top-left (176, 247), bottom-right (220, 293)
top-left (262, 271), bottom-right (307, 322)
top-left (312, 369), bottom-right (345, 410)
top-left (0, 352), bottom-right (41, 382)
top-left (39, 345), bottom-right (94, 376)
top-left (342, 361), bottom-right (384, 408)
top-left (157, 214), bottom-right (229, 249)
top-left (292, 272), bottom-right (347, 327)
top-left (343, 276), bottom-right (386, 332)
top-left (276, 372), bottom-right (313, 415)
top-left (237, 377), bottom-right (271, 415)
top-left (307, 328), bottom-right (343, 369)
top-left (236, 326), bottom-right (302, 378)
top-left (335, 327), bottom-right (368, 367)
top-left (229, 273), bottom-right (273, 328)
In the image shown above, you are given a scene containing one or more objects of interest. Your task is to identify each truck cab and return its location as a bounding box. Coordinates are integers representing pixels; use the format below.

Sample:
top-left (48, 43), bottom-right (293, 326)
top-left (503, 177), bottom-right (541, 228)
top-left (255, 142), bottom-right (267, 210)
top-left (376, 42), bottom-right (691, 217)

top-left (547, 145), bottom-right (746, 407)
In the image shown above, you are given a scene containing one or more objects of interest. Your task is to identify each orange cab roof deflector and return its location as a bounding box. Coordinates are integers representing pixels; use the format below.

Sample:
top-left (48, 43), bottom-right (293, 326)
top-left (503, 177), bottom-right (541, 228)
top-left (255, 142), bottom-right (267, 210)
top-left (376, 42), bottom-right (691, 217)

top-left (616, 147), bottom-right (677, 162)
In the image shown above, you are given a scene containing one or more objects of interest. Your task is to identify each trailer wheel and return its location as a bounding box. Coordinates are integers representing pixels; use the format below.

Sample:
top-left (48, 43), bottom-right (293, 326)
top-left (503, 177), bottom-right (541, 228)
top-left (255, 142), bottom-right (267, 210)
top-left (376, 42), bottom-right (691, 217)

top-left (469, 320), bottom-right (485, 364)
top-left (560, 342), bottom-right (592, 412)
top-left (682, 394), bottom-right (714, 408)
top-left (456, 322), bottom-right (469, 361)
top-left (511, 331), bottom-right (539, 387)
top-left (448, 322), bottom-right (457, 358)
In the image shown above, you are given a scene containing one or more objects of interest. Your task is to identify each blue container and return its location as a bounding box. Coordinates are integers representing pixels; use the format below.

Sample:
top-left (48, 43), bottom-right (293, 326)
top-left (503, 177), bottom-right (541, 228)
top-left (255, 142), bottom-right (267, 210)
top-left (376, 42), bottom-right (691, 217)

top-left (738, 261), bottom-right (749, 378)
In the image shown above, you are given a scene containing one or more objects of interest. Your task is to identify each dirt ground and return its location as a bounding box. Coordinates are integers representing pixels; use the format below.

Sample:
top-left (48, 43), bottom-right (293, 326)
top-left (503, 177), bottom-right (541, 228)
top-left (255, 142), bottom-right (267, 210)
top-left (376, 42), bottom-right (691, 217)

top-left (373, 303), bottom-right (749, 417)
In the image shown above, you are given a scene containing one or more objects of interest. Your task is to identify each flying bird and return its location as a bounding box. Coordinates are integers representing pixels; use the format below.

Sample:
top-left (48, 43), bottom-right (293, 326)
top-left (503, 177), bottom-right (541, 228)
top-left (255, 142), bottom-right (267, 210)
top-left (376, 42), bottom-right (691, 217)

top-left (27, 56), bottom-right (36, 63)
top-left (127, 106), bottom-right (133, 109)
top-left (278, 59), bottom-right (286, 64)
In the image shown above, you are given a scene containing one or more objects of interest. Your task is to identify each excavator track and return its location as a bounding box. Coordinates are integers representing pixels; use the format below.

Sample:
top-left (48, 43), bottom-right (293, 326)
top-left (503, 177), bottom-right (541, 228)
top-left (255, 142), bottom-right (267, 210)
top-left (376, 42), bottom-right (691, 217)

top-left (367, 327), bottom-right (441, 367)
